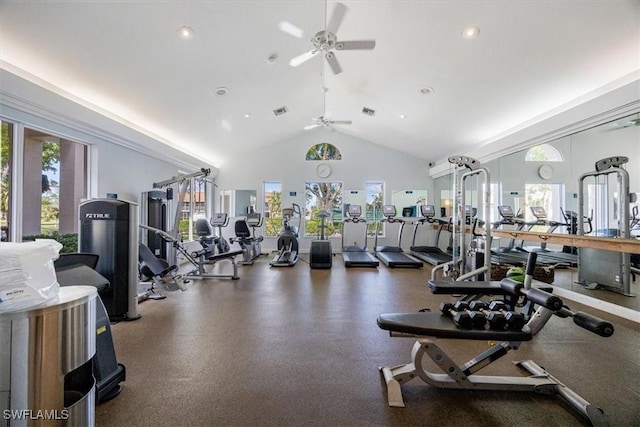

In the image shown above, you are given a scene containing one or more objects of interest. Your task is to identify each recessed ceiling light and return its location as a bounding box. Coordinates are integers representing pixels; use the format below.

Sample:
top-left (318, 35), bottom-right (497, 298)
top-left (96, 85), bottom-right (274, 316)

top-left (177, 26), bottom-right (194, 40)
top-left (419, 86), bottom-right (435, 95)
top-left (462, 26), bottom-right (480, 39)
top-left (244, 113), bottom-right (251, 118)
top-left (399, 114), bottom-right (406, 119)
top-left (214, 87), bottom-right (228, 96)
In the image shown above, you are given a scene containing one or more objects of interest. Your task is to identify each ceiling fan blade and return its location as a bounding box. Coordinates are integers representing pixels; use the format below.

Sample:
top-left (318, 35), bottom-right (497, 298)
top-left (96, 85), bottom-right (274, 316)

top-left (329, 120), bottom-right (352, 125)
top-left (335, 40), bottom-right (376, 50)
top-left (326, 2), bottom-right (347, 35)
top-left (289, 49), bottom-right (319, 67)
top-left (325, 51), bottom-right (342, 74)
top-left (304, 123), bottom-right (322, 130)
top-left (278, 20), bottom-right (304, 38)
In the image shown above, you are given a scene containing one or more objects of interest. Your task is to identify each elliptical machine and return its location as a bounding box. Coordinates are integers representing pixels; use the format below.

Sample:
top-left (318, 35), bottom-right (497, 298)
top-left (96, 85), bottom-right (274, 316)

top-left (270, 204), bottom-right (302, 267)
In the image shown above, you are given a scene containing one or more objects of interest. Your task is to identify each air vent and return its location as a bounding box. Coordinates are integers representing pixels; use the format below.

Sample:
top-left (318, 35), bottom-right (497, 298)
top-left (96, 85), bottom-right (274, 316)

top-left (273, 106), bottom-right (288, 116)
top-left (362, 107), bottom-right (376, 116)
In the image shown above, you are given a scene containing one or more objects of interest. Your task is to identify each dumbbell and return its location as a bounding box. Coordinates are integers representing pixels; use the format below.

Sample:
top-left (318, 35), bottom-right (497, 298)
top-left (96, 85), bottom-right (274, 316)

top-left (453, 301), bottom-right (487, 328)
top-left (487, 301), bottom-right (526, 330)
top-left (439, 302), bottom-right (473, 329)
top-left (468, 301), bottom-right (507, 330)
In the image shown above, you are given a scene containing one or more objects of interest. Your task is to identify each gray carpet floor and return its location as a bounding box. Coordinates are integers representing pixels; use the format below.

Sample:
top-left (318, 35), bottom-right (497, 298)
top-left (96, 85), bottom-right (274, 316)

top-left (96, 255), bottom-right (640, 427)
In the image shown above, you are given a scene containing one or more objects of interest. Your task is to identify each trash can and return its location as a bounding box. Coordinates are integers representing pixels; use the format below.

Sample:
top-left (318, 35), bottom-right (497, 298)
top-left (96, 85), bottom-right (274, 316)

top-left (0, 286), bottom-right (97, 427)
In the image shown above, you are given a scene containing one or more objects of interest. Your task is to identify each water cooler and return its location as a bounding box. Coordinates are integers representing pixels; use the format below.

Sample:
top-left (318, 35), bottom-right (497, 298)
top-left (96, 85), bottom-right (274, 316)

top-left (0, 286), bottom-right (97, 427)
top-left (79, 199), bottom-right (139, 321)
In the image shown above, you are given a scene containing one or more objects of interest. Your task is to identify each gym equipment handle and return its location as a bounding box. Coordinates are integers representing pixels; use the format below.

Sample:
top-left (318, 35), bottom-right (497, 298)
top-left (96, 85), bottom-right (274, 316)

top-left (191, 247), bottom-right (213, 258)
top-left (500, 279), bottom-right (563, 311)
top-left (572, 311), bottom-right (614, 337)
top-left (525, 287), bottom-right (563, 311)
top-left (525, 252), bottom-right (537, 276)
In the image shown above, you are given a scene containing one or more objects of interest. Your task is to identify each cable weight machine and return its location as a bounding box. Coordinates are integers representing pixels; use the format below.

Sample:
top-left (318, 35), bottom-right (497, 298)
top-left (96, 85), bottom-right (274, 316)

top-left (432, 156), bottom-right (492, 281)
top-left (578, 156), bottom-right (637, 296)
top-left (151, 168), bottom-right (212, 267)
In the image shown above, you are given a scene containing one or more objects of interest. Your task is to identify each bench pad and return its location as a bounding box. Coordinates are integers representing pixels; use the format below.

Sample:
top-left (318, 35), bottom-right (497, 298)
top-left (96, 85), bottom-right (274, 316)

top-left (377, 312), bottom-right (532, 341)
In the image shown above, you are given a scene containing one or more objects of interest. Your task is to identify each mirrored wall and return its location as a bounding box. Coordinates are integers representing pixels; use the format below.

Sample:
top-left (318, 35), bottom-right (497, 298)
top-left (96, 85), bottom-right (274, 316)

top-left (433, 112), bottom-right (640, 313)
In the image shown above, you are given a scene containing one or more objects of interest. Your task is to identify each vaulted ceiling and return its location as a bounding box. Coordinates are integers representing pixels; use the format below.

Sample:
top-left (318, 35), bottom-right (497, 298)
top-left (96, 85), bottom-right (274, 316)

top-left (1, 1), bottom-right (638, 168)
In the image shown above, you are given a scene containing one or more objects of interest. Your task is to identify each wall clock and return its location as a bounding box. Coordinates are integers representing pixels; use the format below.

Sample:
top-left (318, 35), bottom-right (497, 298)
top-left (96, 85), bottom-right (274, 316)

top-left (317, 163), bottom-right (332, 178)
top-left (538, 164), bottom-right (553, 180)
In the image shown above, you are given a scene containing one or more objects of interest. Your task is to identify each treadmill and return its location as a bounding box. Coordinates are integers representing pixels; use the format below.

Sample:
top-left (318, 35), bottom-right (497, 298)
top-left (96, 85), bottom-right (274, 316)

top-left (410, 204), bottom-right (452, 266)
top-left (341, 204), bottom-right (379, 267)
top-left (374, 205), bottom-right (423, 268)
top-left (490, 205), bottom-right (529, 265)
top-left (521, 206), bottom-right (577, 266)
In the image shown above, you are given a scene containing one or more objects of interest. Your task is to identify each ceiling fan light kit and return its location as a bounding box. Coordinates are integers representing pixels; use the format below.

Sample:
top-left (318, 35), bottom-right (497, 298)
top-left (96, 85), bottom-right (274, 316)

top-left (284, 2), bottom-right (376, 75)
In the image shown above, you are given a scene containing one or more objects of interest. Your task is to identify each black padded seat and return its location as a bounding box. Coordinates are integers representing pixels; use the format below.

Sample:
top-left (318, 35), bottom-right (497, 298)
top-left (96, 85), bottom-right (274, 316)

top-left (54, 253), bottom-right (110, 292)
top-left (377, 312), bottom-right (532, 341)
top-left (235, 220), bottom-right (252, 239)
top-left (139, 243), bottom-right (178, 278)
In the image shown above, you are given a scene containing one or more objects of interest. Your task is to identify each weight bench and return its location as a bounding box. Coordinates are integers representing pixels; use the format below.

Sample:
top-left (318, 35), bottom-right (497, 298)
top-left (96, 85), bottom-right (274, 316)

top-left (378, 253), bottom-right (614, 427)
top-left (138, 243), bottom-right (186, 294)
top-left (188, 246), bottom-right (243, 280)
top-left (140, 223), bottom-right (242, 281)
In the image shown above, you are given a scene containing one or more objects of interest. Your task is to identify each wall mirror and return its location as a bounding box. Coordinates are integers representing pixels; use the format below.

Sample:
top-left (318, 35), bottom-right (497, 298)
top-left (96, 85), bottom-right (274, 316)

top-left (391, 189), bottom-right (428, 218)
top-left (218, 189), bottom-right (257, 217)
top-left (436, 111), bottom-right (639, 314)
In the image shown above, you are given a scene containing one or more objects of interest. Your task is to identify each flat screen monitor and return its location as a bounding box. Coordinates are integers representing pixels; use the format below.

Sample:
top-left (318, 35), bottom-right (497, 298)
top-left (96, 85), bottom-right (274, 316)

top-left (348, 204), bottom-right (362, 217)
top-left (421, 205), bottom-right (435, 218)
top-left (498, 205), bottom-right (514, 218)
top-left (382, 205), bottom-right (396, 217)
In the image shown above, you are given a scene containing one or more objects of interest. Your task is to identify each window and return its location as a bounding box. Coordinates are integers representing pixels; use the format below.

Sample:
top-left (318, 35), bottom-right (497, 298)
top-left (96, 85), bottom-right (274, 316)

top-left (1, 121), bottom-right (13, 241)
top-left (525, 144), bottom-right (563, 162)
top-left (22, 128), bottom-right (87, 239)
top-left (175, 176), bottom-right (208, 240)
top-left (263, 182), bottom-right (282, 237)
top-left (305, 143), bottom-right (342, 160)
top-left (365, 181), bottom-right (384, 236)
top-left (304, 181), bottom-right (342, 237)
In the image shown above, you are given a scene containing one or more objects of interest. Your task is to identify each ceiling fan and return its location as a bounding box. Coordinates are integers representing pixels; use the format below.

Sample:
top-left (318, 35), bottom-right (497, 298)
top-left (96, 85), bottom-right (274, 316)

top-left (304, 115), bottom-right (352, 131)
top-left (280, 2), bottom-right (376, 74)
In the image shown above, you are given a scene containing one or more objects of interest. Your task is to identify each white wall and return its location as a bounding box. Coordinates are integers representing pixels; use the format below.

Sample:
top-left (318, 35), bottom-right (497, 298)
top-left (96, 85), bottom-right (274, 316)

top-left (216, 127), bottom-right (432, 252)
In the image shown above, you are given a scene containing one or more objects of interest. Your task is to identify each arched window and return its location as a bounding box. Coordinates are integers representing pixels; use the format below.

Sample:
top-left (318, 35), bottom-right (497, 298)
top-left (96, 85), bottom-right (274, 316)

top-left (305, 143), bottom-right (342, 160)
top-left (524, 144), bottom-right (563, 162)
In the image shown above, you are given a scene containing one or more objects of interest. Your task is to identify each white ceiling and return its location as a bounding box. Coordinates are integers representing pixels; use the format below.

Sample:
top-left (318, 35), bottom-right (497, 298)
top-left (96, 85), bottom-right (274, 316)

top-left (1, 1), bottom-right (638, 168)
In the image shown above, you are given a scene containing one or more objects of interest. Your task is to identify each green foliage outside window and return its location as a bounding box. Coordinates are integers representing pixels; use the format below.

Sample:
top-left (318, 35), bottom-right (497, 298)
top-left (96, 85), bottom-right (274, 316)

top-left (22, 232), bottom-right (78, 253)
top-left (305, 143), bottom-right (342, 160)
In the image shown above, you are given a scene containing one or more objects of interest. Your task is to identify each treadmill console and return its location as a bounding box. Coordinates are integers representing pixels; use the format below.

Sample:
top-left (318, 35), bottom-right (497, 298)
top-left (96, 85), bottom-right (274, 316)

top-left (498, 205), bottom-right (514, 219)
top-left (421, 204), bottom-right (435, 218)
top-left (530, 206), bottom-right (547, 220)
top-left (382, 205), bottom-right (397, 218)
top-left (348, 204), bottom-right (362, 218)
